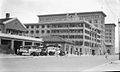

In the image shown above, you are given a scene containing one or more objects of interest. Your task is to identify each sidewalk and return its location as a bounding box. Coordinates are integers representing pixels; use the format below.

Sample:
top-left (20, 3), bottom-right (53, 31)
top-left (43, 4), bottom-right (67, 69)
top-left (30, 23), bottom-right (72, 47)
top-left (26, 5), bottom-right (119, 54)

top-left (85, 60), bottom-right (120, 71)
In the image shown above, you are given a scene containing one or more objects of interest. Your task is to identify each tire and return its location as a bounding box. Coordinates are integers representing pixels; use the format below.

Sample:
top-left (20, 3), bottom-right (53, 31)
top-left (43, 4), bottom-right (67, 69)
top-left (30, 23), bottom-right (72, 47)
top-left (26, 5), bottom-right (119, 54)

top-left (49, 51), bottom-right (55, 56)
top-left (18, 52), bottom-right (22, 55)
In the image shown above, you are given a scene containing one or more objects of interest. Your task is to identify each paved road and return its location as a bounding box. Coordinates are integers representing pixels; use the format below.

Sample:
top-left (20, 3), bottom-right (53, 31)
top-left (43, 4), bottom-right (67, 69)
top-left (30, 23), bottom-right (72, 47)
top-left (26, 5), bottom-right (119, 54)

top-left (0, 55), bottom-right (118, 72)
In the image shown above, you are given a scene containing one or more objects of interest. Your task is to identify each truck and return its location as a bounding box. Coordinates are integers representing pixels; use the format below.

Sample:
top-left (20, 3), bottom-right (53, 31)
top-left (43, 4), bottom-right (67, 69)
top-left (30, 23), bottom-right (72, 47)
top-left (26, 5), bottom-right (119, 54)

top-left (17, 45), bottom-right (41, 56)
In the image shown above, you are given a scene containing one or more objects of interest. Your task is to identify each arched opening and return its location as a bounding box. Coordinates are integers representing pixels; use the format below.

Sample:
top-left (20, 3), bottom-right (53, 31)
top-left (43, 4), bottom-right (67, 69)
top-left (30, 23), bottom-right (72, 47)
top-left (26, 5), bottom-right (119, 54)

top-left (107, 49), bottom-right (110, 54)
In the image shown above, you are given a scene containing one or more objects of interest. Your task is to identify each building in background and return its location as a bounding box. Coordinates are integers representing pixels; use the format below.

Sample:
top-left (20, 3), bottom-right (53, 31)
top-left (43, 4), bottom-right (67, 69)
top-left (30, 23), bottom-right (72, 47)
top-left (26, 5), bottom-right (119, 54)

top-left (105, 23), bottom-right (116, 55)
top-left (25, 11), bottom-right (106, 55)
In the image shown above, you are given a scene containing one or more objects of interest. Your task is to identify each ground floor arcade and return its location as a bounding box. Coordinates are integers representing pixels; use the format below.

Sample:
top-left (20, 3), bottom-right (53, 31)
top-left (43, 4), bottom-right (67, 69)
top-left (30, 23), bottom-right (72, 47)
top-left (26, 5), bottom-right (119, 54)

top-left (0, 33), bottom-right (42, 54)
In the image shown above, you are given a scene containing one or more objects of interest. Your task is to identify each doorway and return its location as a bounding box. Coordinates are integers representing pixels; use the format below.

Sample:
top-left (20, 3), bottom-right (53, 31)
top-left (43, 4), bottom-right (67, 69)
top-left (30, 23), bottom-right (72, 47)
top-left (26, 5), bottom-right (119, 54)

top-left (92, 50), bottom-right (95, 55)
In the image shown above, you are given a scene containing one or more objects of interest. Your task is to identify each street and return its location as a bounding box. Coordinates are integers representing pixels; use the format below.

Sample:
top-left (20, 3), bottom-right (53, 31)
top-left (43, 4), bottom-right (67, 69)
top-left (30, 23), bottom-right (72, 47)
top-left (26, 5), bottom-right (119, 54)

top-left (0, 55), bottom-right (118, 72)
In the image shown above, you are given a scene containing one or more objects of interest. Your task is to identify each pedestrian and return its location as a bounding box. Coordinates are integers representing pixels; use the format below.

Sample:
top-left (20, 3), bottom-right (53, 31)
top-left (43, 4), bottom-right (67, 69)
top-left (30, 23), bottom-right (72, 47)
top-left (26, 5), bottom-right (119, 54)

top-left (105, 52), bottom-right (108, 59)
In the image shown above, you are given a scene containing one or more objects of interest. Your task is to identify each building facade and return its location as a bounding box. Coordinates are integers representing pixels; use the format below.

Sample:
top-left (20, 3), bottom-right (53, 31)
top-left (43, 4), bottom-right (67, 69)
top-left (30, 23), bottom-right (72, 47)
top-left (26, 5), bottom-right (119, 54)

top-left (0, 13), bottom-right (42, 54)
top-left (105, 23), bottom-right (116, 54)
top-left (25, 11), bottom-right (106, 55)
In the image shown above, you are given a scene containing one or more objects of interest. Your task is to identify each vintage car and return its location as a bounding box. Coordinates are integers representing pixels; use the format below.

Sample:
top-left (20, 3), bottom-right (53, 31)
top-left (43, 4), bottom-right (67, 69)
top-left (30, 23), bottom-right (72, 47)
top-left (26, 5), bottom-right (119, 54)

top-left (40, 48), bottom-right (48, 56)
top-left (17, 45), bottom-right (41, 56)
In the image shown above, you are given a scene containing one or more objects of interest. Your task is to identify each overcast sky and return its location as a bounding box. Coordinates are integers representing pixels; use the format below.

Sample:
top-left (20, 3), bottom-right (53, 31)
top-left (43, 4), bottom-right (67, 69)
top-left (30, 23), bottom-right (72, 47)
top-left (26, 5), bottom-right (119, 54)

top-left (0, 0), bottom-right (120, 52)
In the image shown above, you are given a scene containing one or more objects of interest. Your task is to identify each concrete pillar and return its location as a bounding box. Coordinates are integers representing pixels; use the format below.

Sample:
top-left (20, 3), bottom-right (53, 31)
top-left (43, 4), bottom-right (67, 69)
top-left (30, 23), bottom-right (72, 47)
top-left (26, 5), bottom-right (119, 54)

top-left (22, 41), bottom-right (25, 46)
top-left (11, 39), bottom-right (14, 52)
top-left (0, 38), bottom-right (1, 45)
top-left (32, 42), bottom-right (34, 46)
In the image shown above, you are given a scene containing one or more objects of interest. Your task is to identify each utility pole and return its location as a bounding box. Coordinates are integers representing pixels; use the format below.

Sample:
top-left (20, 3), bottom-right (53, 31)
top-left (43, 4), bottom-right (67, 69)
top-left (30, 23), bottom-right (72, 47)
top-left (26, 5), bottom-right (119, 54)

top-left (118, 19), bottom-right (120, 60)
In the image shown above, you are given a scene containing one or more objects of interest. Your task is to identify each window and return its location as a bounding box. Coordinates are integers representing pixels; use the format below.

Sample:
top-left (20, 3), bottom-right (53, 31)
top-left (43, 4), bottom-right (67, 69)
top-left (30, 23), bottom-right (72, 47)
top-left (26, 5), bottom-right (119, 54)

top-left (94, 19), bottom-right (98, 23)
top-left (42, 25), bottom-right (45, 28)
top-left (26, 26), bottom-right (29, 28)
top-left (36, 25), bottom-right (39, 28)
top-left (41, 30), bottom-right (45, 33)
top-left (47, 30), bottom-right (50, 33)
top-left (109, 40), bottom-right (111, 42)
top-left (36, 30), bottom-right (39, 33)
top-left (31, 25), bottom-right (34, 28)
top-left (26, 31), bottom-right (29, 33)
top-left (31, 31), bottom-right (34, 33)
top-left (88, 20), bottom-right (92, 23)
top-left (47, 25), bottom-right (50, 28)
top-left (35, 37), bottom-right (39, 38)
top-left (75, 41), bottom-right (83, 45)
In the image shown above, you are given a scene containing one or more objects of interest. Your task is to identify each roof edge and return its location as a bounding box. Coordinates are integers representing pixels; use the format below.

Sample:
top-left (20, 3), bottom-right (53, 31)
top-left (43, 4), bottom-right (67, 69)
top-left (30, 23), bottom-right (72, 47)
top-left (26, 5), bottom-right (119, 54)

top-left (37, 11), bottom-right (106, 17)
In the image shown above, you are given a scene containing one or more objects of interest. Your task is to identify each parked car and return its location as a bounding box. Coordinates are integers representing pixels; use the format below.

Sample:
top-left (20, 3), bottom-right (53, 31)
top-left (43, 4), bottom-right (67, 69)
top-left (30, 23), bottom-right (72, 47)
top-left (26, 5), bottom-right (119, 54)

top-left (17, 45), bottom-right (41, 56)
top-left (47, 47), bottom-right (56, 56)
top-left (17, 46), bottom-right (30, 56)
top-left (59, 50), bottom-right (66, 56)
top-left (29, 46), bottom-right (41, 56)
top-left (40, 48), bottom-right (48, 56)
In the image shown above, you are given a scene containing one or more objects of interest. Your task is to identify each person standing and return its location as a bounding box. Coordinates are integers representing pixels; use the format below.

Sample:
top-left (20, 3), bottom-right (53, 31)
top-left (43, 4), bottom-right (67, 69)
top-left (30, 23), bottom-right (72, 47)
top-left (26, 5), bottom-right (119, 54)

top-left (105, 52), bottom-right (109, 59)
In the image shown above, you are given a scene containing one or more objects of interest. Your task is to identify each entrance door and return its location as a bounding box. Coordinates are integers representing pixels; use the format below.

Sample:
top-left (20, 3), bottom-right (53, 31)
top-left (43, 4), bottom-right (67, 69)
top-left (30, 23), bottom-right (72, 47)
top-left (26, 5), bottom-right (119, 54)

top-left (14, 41), bottom-right (22, 54)
top-left (70, 48), bottom-right (72, 54)
top-left (92, 50), bottom-right (95, 55)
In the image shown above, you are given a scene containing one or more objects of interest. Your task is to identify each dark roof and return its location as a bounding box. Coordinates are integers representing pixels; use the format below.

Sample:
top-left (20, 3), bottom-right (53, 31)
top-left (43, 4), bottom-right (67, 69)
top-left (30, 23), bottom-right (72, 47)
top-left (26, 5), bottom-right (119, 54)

top-left (0, 18), bottom-right (27, 31)
top-left (0, 18), bottom-right (12, 24)
top-left (105, 23), bottom-right (116, 27)
top-left (37, 11), bottom-right (106, 17)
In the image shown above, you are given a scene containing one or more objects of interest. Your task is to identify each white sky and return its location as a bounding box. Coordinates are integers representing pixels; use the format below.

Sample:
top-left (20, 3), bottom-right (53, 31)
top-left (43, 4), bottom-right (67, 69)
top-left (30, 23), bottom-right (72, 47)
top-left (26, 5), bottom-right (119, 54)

top-left (0, 0), bottom-right (120, 53)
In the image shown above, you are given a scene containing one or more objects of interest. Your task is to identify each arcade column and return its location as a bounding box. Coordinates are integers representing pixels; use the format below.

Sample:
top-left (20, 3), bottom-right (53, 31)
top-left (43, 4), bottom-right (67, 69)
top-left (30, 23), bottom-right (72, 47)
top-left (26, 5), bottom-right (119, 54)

top-left (0, 37), bottom-right (1, 45)
top-left (32, 42), bottom-right (34, 46)
top-left (22, 41), bottom-right (25, 46)
top-left (11, 39), bottom-right (14, 53)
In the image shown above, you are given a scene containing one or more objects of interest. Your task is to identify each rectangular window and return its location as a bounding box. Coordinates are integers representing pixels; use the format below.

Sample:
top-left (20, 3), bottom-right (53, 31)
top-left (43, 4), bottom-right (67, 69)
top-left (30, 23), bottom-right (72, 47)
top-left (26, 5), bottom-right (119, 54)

top-left (31, 25), bottom-right (34, 28)
top-left (26, 26), bottom-right (29, 28)
top-left (36, 25), bottom-right (39, 28)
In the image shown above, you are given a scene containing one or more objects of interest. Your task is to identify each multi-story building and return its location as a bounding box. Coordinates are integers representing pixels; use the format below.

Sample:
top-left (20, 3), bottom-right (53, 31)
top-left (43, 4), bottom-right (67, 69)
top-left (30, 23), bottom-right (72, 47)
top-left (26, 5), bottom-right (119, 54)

top-left (25, 11), bottom-right (106, 55)
top-left (105, 23), bottom-right (116, 54)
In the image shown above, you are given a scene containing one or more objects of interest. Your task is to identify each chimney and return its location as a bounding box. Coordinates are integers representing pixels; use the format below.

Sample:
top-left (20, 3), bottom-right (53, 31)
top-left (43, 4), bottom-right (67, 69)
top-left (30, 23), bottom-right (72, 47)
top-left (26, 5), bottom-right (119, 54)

top-left (6, 13), bottom-right (10, 19)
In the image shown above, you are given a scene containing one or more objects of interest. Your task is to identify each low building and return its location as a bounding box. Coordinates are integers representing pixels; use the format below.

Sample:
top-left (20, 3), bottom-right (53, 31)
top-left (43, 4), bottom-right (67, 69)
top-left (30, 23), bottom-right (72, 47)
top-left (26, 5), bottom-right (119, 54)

top-left (0, 13), bottom-right (42, 54)
top-left (105, 23), bottom-right (116, 54)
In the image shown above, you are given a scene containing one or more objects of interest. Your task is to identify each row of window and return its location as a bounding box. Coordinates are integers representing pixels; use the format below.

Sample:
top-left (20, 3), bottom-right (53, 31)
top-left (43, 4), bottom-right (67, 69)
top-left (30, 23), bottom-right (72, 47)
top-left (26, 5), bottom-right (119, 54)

top-left (58, 35), bottom-right (83, 39)
top-left (88, 19), bottom-right (99, 24)
top-left (27, 30), bottom-right (50, 34)
top-left (105, 29), bottom-right (112, 32)
top-left (105, 33), bottom-right (112, 35)
top-left (84, 41), bottom-right (100, 47)
top-left (105, 37), bottom-right (112, 39)
top-left (51, 23), bottom-right (83, 28)
top-left (26, 23), bottom-right (95, 29)
top-left (26, 25), bottom-right (50, 29)
top-left (105, 40), bottom-right (112, 42)
top-left (51, 29), bottom-right (83, 33)
top-left (39, 15), bottom-right (100, 23)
